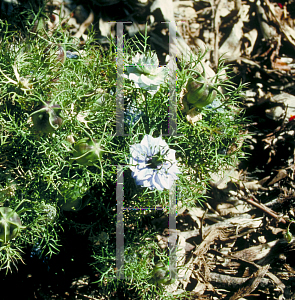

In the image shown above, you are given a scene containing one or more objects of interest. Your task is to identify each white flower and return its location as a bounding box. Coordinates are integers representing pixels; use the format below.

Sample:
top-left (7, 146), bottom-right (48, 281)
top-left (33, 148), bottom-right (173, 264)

top-left (124, 52), bottom-right (168, 95)
top-left (129, 135), bottom-right (180, 191)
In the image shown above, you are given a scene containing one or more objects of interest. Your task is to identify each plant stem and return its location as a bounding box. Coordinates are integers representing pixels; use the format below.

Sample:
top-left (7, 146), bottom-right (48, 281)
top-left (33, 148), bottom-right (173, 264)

top-left (144, 91), bottom-right (150, 134)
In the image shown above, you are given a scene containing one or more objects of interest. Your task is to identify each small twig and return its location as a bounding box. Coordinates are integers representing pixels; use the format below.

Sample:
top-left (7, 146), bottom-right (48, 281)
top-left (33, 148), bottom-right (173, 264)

top-left (200, 207), bottom-right (208, 240)
top-left (195, 7), bottom-right (213, 16)
top-left (60, 11), bottom-right (73, 27)
top-left (73, 10), bottom-right (95, 39)
top-left (241, 192), bottom-right (286, 224)
top-left (209, 271), bottom-right (272, 291)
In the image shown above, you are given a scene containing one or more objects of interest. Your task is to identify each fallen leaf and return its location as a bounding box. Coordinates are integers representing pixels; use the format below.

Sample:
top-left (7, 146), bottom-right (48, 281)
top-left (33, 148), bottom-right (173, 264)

top-left (268, 169), bottom-right (288, 185)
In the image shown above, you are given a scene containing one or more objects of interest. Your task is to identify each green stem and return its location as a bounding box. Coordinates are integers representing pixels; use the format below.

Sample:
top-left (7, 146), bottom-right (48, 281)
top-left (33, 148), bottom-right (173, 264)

top-left (144, 91), bottom-right (150, 134)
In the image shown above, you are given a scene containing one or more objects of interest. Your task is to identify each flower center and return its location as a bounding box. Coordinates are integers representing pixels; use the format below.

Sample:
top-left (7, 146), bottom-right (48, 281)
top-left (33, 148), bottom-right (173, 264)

top-left (147, 154), bottom-right (163, 169)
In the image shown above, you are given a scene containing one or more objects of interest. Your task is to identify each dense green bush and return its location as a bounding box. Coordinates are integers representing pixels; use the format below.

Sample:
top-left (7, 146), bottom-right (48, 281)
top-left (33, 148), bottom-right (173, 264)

top-left (0, 19), bottom-right (246, 298)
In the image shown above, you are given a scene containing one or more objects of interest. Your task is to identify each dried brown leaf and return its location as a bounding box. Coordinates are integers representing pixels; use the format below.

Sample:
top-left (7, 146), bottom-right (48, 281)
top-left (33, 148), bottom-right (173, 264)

top-left (268, 169), bottom-right (288, 185)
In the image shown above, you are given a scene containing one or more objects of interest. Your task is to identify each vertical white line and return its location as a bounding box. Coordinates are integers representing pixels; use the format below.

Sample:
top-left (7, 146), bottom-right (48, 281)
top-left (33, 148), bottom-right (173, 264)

top-left (116, 164), bottom-right (124, 279)
top-left (114, 21), bottom-right (131, 280)
top-left (166, 21), bottom-right (180, 279)
top-left (168, 21), bottom-right (177, 136)
top-left (116, 22), bottom-right (125, 136)
top-left (168, 182), bottom-right (177, 281)
top-left (114, 21), bottom-right (180, 281)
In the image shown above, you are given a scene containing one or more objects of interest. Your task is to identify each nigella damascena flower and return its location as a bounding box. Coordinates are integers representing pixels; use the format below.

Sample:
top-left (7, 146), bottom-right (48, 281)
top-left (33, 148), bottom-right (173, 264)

top-left (124, 52), bottom-right (168, 96)
top-left (129, 135), bottom-right (180, 191)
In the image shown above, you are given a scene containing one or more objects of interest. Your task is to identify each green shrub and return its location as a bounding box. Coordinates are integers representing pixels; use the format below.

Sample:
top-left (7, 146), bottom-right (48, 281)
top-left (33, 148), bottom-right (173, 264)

top-left (0, 20), bottom-right (246, 298)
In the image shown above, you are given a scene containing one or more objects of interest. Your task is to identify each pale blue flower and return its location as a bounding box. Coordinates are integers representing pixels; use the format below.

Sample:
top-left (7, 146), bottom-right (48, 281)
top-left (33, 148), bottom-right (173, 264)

top-left (129, 135), bottom-right (180, 191)
top-left (124, 52), bottom-right (168, 95)
top-left (205, 98), bottom-right (225, 112)
top-left (66, 51), bottom-right (79, 59)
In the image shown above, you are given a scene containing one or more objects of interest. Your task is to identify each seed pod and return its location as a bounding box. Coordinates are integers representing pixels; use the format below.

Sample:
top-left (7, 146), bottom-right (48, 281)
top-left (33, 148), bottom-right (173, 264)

top-left (186, 77), bottom-right (217, 109)
top-left (0, 207), bottom-right (23, 244)
top-left (31, 102), bottom-right (63, 133)
top-left (186, 77), bottom-right (207, 103)
top-left (72, 138), bottom-right (103, 166)
top-left (58, 179), bottom-right (89, 211)
top-left (60, 197), bottom-right (83, 212)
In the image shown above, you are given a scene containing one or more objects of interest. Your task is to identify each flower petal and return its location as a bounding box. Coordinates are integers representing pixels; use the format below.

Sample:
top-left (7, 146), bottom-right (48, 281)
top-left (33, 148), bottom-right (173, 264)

top-left (140, 74), bottom-right (154, 86)
top-left (136, 168), bottom-right (154, 181)
top-left (159, 173), bottom-right (172, 190)
top-left (151, 172), bottom-right (164, 191)
top-left (130, 145), bottom-right (146, 161)
top-left (140, 135), bottom-right (156, 157)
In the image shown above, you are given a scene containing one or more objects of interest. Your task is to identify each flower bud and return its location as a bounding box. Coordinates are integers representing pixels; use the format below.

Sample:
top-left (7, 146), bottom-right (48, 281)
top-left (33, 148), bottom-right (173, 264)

top-left (285, 230), bottom-right (293, 243)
